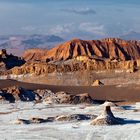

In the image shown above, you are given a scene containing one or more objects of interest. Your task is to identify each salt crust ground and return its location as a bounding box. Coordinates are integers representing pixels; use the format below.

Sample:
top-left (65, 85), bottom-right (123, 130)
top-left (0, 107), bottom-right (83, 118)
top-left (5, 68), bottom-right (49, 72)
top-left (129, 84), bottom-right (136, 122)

top-left (0, 102), bottom-right (140, 140)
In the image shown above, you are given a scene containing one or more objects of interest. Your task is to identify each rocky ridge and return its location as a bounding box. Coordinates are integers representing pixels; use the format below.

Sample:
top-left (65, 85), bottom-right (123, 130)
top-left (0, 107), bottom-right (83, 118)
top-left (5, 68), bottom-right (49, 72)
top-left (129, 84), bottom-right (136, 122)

top-left (43, 38), bottom-right (140, 61)
top-left (1, 38), bottom-right (140, 76)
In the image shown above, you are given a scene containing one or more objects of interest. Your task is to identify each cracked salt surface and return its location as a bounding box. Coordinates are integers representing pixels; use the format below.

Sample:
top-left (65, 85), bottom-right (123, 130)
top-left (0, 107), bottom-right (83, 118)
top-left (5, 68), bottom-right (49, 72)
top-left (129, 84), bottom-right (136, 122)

top-left (0, 102), bottom-right (140, 140)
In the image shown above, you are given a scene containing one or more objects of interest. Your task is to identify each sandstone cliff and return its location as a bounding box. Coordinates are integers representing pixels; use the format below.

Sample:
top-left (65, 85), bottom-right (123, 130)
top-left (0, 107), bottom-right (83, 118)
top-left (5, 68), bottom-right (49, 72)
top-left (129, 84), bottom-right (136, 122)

top-left (22, 48), bottom-right (48, 61)
top-left (43, 38), bottom-right (140, 61)
top-left (9, 58), bottom-right (137, 76)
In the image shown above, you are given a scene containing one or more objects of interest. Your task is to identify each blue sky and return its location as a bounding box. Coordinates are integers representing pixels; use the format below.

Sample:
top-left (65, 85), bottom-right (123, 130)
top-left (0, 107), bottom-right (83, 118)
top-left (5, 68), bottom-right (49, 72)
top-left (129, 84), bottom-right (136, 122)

top-left (0, 0), bottom-right (140, 39)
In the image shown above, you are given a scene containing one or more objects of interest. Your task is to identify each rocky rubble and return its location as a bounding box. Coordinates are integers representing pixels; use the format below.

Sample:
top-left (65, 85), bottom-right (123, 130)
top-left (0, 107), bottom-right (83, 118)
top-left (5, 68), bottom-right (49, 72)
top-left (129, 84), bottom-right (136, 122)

top-left (44, 92), bottom-right (94, 104)
top-left (0, 86), bottom-right (94, 104)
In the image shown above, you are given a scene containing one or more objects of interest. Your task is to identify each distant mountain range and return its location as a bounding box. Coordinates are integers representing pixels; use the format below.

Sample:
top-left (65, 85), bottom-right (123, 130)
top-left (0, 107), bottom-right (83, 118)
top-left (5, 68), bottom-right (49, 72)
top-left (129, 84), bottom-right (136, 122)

top-left (120, 31), bottom-right (140, 41)
top-left (1, 32), bottom-right (140, 56)
top-left (0, 35), bottom-right (64, 55)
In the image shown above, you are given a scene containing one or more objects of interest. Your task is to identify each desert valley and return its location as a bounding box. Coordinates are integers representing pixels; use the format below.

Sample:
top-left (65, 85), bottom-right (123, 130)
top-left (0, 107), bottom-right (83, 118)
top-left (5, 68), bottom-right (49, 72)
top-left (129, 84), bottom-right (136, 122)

top-left (1, 0), bottom-right (140, 139)
top-left (0, 37), bottom-right (140, 139)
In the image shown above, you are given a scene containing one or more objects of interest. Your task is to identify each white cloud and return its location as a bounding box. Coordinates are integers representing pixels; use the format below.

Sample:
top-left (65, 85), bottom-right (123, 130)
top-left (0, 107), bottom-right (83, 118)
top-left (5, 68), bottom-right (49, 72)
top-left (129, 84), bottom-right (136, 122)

top-left (49, 23), bottom-right (74, 36)
top-left (62, 7), bottom-right (96, 15)
top-left (79, 22), bottom-right (106, 35)
top-left (20, 22), bottom-right (106, 39)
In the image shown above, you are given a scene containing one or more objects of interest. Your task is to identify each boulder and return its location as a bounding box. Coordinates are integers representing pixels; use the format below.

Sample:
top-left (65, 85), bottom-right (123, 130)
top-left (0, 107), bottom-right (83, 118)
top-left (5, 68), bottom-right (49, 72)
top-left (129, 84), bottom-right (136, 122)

top-left (92, 80), bottom-right (104, 86)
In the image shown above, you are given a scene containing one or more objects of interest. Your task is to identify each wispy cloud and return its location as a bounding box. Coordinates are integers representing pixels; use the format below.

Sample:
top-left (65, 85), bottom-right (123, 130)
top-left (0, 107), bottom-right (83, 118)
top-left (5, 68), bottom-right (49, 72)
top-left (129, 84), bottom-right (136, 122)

top-left (62, 7), bottom-right (96, 15)
top-left (49, 23), bottom-right (74, 36)
top-left (79, 22), bottom-right (106, 35)
top-left (48, 22), bottom-right (106, 39)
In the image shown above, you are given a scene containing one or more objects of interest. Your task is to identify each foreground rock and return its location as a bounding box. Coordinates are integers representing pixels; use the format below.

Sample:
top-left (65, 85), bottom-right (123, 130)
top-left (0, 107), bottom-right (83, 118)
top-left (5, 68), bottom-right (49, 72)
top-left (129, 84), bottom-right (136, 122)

top-left (14, 114), bottom-right (96, 125)
top-left (0, 86), bottom-right (94, 104)
top-left (14, 117), bottom-right (53, 124)
top-left (0, 86), bottom-right (41, 103)
top-left (55, 114), bottom-right (96, 122)
top-left (44, 92), bottom-right (94, 104)
top-left (90, 106), bottom-right (124, 125)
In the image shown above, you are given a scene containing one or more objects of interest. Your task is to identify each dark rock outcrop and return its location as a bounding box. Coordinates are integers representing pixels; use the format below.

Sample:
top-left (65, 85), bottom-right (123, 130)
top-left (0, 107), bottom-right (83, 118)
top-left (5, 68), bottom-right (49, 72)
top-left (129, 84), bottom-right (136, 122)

top-left (0, 49), bottom-right (25, 69)
top-left (14, 117), bottom-right (53, 124)
top-left (0, 86), bottom-right (40, 103)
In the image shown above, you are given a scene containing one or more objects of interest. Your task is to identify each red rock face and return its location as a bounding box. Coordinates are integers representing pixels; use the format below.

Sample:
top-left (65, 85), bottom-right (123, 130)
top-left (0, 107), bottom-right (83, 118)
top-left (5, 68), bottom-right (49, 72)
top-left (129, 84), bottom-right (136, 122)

top-left (22, 48), bottom-right (48, 61)
top-left (43, 38), bottom-right (140, 61)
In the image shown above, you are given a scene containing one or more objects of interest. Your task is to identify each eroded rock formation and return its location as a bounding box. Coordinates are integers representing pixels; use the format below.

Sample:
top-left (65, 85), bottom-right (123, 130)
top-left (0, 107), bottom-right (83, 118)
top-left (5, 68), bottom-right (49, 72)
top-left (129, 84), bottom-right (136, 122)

top-left (44, 38), bottom-right (140, 61)
top-left (90, 106), bottom-right (124, 125)
top-left (22, 48), bottom-right (48, 61)
top-left (8, 58), bottom-right (137, 76)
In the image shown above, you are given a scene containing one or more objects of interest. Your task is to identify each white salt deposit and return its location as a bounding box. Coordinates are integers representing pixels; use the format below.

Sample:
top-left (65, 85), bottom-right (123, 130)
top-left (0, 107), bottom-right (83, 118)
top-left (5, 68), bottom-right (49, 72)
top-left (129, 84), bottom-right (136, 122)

top-left (0, 102), bottom-right (139, 140)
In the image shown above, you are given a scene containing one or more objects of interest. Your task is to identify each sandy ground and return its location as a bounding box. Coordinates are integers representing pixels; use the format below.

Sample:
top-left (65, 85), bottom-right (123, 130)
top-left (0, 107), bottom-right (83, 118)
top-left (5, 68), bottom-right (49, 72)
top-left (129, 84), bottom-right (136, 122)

top-left (0, 79), bottom-right (140, 102)
top-left (0, 102), bottom-right (140, 140)
top-left (10, 70), bottom-right (140, 86)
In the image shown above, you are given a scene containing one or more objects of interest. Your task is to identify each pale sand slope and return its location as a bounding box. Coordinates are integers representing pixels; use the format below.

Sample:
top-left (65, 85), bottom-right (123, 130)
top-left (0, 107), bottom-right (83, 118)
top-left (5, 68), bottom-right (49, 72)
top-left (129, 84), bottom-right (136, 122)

top-left (0, 102), bottom-right (140, 140)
